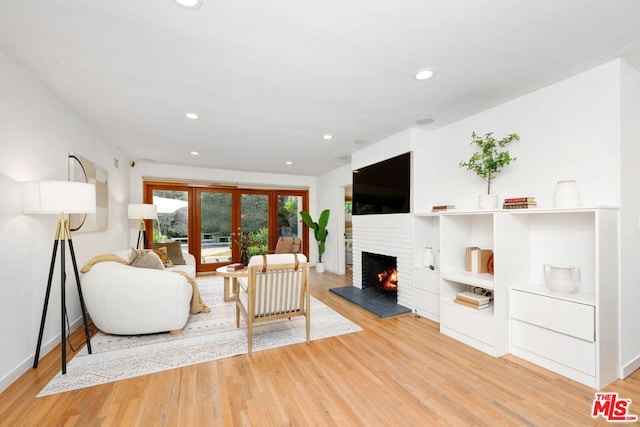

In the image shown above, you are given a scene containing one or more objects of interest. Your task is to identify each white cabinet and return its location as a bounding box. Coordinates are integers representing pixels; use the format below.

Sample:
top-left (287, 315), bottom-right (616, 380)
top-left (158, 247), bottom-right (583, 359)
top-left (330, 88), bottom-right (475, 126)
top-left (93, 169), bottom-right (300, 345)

top-left (413, 214), bottom-right (440, 322)
top-left (502, 208), bottom-right (618, 390)
top-left (415, 207), bottom-right (618, 389)
top-left (413, 267), bottom-right (440, 321)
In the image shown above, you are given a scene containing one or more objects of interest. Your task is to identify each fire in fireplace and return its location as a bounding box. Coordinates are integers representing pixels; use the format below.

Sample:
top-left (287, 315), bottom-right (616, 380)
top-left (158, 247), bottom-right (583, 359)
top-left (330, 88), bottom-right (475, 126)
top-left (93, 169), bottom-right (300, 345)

top-left (362, 251), bottom-right (398, 302)
top-left (376, 268), bottom-right (398, 291)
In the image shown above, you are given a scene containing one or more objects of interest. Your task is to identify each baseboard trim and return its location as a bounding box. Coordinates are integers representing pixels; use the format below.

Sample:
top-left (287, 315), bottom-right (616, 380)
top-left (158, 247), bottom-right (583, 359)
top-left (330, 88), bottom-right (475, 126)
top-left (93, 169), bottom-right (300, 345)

top-left (0, 317), bottom-right (84, 393)
top-left (622, 354), bottom-right (640, 378)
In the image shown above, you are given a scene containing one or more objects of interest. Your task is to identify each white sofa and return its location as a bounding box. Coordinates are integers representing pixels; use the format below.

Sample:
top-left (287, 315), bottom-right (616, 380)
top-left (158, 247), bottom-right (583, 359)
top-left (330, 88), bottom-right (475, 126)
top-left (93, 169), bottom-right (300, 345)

top-left (81, 249), bottom-right (196, 335)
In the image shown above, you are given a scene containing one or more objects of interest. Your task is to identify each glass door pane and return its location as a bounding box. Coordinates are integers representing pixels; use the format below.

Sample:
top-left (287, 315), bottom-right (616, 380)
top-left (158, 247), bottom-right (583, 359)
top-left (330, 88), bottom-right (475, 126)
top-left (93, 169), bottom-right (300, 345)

top-left (277, 195), bottom-right (302, 238)
top-left (152, 190), bottom-right (189, 252)
top-left (200, 190), bottom-right (233, 265)
top-left (240, 193), bottom-right (269, 257)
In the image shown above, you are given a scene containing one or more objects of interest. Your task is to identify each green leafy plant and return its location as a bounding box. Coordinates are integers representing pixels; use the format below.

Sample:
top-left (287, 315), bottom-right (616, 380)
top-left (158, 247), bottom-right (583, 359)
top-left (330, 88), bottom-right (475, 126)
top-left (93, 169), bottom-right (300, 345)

top-left (459, 131), bottom-right (521, 194)
top-left (299, 209), bottom-right (330, 262)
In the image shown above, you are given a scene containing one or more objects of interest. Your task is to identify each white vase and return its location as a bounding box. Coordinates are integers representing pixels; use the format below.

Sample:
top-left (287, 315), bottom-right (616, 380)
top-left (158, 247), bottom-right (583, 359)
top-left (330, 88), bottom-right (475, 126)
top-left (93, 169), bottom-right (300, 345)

top-left (423, 247), bottom-right (435, 270)
top-left (316, 262), bottom-right (325, 273)
top-left (544, 264), bottom-right (580, 293)
top-left (478, 194), bottom-right (498, 209)
top-left (553, 180), bottom-right (580, 208)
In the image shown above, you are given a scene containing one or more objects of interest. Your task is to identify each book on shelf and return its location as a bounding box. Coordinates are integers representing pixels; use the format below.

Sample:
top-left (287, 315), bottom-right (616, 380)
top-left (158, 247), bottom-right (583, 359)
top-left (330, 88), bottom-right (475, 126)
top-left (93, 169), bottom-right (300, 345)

top-left (465, 246), bottom-right (480, 271)
top-left (456, 291), bottom-right (491, 305)
top-left (470, 248), bottom-right (492, 273)
top-left (504, 197), bottom-right (536, 203)
top-left (226, 263), bottom-right (245, 271)
top-left (431, 204), bottom-right (455, 212)
top-left (503, 202), bottom-right (538, 209)
top-left (454, 297), bottom-right (490, 309)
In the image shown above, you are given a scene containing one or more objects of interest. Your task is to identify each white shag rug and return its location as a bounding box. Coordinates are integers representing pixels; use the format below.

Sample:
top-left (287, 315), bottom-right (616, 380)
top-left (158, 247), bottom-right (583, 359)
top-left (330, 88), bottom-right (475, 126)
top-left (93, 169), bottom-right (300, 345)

top-left (38, 276), bottom-right (362, 396)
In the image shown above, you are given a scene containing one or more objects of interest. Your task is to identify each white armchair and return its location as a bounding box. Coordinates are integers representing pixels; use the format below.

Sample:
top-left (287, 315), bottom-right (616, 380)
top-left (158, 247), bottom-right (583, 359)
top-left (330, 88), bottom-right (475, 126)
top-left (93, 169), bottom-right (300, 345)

top-left (235, 253), bottom-right (310, 355)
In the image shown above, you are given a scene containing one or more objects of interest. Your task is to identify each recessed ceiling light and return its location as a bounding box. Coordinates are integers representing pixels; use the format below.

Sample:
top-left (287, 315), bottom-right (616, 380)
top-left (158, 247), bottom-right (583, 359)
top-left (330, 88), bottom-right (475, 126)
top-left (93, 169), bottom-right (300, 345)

top-left (322, 134), bottom-right (333, 140)
top-left (173, 0), bottom-right (203, 9)
top-left (285, 161), bottom-right (293, 165)
top-left (185, 112), bottom-right (199, 120)
top-left (190, 151), bottom-right (199, 156)
top-left (353, 139), bottom-right (368, 145)
top-left (414, 68), bottom-right (435, 81)
top-left (416, 118), bottom-right (435, 125)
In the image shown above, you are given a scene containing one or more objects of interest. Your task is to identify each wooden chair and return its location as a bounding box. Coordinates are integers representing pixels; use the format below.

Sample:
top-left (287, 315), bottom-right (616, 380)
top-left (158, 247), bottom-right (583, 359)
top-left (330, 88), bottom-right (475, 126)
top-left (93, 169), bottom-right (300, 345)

top-left (273, 236), bottom-right (302, 254)
top-left (235, 253), bottom-right (310, 355)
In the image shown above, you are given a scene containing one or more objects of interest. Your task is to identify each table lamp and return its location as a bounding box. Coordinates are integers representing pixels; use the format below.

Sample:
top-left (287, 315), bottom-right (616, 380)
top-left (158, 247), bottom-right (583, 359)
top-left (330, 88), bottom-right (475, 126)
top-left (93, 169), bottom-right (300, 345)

top-left (23, 180), bottom-right (96, 375)
top-left (128, 203), bottom-right (157, 249)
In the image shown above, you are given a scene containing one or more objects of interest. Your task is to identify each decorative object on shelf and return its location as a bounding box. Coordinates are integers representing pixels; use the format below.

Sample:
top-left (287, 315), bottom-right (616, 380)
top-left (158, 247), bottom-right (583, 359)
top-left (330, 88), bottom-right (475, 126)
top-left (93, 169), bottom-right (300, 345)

top-left (431, 204), bottom-right (455, 212)
top-left (487, 252), bottom-right (494, 274)
top-left (454, 290), bottom-right (492, 309)
top-left (459, 131), bottom-right (521, 209)
top-left (22, 180), bottom-right (96, 375)
top-left (423, 247), bottom-right (435, 270)
top-left (503, 197), bottom-right (537, 209)
top-left (299, 209), bottom-right (330, 273)
top-left (544, 264), bottom-right (580, 293)
top-left (553, 180), bottom-right (580, 208)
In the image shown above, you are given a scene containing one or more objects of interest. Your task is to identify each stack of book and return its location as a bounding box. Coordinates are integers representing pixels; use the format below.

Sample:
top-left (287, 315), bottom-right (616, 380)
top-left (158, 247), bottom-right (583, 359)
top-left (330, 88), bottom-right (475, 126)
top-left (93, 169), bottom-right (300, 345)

top-left (431, 204), bottom-right (455, 212)
top-left (503, 197), bottom-right (537, 209)
top-left (226, 263), bottom-right (245, 271)
top-left (454, 291), bottom-right (491, 309)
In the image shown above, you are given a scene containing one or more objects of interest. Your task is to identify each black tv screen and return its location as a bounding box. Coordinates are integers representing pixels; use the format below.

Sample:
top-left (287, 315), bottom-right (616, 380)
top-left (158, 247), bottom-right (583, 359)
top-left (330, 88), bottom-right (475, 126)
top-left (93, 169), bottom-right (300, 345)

top-left (352, 152), bottom-right (411, 215)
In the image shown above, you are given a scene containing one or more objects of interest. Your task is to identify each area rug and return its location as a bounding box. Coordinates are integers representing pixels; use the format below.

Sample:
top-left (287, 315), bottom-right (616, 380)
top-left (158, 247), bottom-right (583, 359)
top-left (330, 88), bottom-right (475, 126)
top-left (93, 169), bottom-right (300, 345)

top-left (38, 276), bottom-right (362, 396)
top-left (330, 286), bottom-right (412, 318)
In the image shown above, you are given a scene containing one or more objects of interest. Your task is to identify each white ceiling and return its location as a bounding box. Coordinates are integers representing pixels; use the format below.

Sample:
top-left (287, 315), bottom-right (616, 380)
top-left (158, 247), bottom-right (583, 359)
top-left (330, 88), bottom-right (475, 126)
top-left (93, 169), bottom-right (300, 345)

top-left (2, 1), bottom-right (640, 176)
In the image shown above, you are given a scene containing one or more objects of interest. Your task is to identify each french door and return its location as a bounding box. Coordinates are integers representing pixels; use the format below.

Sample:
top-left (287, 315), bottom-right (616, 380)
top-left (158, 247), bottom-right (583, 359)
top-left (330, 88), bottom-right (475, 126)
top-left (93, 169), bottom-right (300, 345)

top-left (143, 182), bottom-right (308, 272)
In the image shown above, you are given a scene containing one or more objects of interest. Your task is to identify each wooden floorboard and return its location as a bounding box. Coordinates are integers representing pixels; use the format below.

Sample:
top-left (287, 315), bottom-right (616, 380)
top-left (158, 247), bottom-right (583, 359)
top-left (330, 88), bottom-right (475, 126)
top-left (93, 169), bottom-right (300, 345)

top-left (1, 269), bottom-right (639, 426)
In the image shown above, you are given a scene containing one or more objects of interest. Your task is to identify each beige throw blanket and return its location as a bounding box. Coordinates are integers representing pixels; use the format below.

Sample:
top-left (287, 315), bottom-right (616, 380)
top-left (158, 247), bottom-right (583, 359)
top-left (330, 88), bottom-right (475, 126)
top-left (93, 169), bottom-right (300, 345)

top-left (81, 254), bottom-right (210, 315)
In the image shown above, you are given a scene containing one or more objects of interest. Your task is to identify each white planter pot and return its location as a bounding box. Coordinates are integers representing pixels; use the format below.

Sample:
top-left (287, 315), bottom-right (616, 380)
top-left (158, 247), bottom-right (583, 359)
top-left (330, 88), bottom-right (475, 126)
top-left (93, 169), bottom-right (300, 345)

top-left (478, 194), bottom-right (498, 210)
top-left (315, 262), bottom-right (326, 273)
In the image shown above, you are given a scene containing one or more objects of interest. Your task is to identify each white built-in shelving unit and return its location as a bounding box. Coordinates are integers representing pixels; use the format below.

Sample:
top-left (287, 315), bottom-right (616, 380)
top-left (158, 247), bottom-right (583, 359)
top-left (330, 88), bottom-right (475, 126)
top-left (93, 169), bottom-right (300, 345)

top-left (413, 207), bottom-right (619, 389)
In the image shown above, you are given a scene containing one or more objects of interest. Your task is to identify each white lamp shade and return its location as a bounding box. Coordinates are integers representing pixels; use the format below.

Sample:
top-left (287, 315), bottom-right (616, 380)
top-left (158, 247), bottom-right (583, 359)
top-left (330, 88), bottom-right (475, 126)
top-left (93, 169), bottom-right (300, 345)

top-left (128, 203), bottom-right (157, 220)
top-left (23, 181), bottom-right (97, 214)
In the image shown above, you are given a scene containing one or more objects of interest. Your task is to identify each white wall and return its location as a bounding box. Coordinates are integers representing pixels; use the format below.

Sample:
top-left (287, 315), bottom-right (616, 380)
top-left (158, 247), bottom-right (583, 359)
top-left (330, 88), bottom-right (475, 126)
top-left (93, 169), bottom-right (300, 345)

top-left (316, 164), bottom-right (351, 273)
top-left (419, 60), bottom-right (622, 212)
top-left (0, 51), bottom-right (129, 392)
top-left (619, 60), bottom-right (640, 376)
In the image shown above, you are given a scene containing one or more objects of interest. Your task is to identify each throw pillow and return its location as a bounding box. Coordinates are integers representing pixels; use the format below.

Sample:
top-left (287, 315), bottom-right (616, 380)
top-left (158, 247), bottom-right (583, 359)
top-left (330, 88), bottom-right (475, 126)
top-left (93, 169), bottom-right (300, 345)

top-left (128, 248), bottom-right (164, 270)
top-left (152, 241), bottom-right (186, 265)
top-left (152, 246), bottom-right (173, 268)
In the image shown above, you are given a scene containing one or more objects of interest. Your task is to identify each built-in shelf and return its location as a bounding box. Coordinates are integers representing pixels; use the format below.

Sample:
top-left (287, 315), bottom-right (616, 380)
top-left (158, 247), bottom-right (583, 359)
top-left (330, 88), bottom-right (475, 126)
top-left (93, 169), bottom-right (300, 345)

top-left (440, 270), bottom-right (494, 289)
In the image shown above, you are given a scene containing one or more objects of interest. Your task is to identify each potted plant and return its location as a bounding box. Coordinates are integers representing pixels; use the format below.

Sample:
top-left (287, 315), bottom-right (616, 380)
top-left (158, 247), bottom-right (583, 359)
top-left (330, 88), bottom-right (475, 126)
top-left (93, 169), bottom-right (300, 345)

top-left (459, 131), bottom-right (520, 209)
top-left (299, 209), bottom-right (330, 273)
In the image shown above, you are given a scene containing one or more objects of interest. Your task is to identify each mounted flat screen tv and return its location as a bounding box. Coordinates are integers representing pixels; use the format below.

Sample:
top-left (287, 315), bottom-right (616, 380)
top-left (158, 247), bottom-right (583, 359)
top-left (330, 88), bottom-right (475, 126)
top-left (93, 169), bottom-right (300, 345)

top-left (352, 152), bottom-right (411, 215)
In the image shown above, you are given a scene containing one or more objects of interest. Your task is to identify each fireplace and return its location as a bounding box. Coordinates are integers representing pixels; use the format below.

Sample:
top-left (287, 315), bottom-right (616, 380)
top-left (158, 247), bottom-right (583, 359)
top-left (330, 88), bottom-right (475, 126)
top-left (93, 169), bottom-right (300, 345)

top-left (361, 251), bottom-right (398, 303)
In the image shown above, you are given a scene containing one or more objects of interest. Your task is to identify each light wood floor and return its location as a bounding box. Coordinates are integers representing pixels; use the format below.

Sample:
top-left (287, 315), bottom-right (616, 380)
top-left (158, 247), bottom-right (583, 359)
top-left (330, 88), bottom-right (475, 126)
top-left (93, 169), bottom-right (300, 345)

top-left (1, 270), bottom-right (639, 426)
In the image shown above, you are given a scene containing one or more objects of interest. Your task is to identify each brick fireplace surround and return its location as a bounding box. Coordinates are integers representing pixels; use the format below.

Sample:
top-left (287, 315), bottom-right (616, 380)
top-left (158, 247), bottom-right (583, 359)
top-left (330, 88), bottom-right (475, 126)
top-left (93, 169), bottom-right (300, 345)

top-left (351, 213), bottom-right (414, 310)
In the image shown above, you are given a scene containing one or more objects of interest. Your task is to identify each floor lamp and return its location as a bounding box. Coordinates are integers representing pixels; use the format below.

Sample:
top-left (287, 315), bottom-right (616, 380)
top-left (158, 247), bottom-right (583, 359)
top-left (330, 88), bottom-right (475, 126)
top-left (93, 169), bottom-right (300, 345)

top-left (128, 203), bottom-right (157, 249)
top-left (23, 180), bottom-right (96, 375)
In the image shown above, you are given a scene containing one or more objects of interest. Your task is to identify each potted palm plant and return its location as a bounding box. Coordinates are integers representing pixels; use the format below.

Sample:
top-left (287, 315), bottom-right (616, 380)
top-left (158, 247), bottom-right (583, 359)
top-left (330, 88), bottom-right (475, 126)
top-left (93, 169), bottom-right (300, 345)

top-left (459, 131), bottom-right (520, 209)
top-left (299, 209), bottom-right (330, 273)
